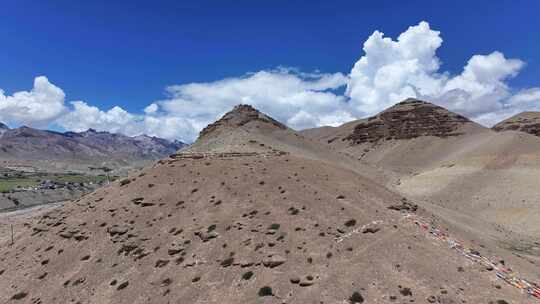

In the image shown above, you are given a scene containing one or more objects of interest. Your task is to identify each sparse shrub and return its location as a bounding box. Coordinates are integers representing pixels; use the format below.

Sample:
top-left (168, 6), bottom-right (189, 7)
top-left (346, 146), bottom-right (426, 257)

top-left (268, 223), bottom-right (280, 230)
top-left (258, 286), bottom-right (273, 297)
top-left (349, 291), bottom-right (364, 303)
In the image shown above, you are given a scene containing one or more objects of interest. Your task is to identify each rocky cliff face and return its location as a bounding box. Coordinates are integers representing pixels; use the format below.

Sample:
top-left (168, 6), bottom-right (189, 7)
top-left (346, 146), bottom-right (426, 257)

top-left (493, 112), bottom-right (540, 137)
top-left (344, 98), bottom-right (473, 144)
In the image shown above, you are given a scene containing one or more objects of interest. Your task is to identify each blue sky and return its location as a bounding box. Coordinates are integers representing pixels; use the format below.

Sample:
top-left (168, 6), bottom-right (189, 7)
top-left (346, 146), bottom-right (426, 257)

top-left (1, 0), bottom-right (540, 141)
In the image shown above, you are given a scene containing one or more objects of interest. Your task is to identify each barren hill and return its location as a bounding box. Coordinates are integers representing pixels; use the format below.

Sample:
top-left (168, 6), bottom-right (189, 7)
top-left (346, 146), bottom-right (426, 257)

top-left (183, 104), bottom-right (389, 183)
top-left (302, 98), bottom-right (485, 147)
top-left (185, 104), bottom-right (299, 155)
top-left (1, 105), bottom-right (538, 303)
top-left (303, 99), bottom-right (540, 245)
top-left (344, 98), bottom-right (482, 144)
top-left (493, 112), bottom-right (540, 137)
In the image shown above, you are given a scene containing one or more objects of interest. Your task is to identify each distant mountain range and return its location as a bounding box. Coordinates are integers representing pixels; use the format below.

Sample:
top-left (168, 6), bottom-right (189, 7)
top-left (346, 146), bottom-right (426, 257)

top-left (0, 123), bottom-right (186, 171)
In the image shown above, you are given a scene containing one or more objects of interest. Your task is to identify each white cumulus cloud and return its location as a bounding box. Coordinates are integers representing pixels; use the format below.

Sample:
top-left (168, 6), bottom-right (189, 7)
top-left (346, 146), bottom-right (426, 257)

top-left (58, 101), bottom-right (139, 134)
top-left (347, 21), bottom-right (444, 114)
top-left (156, 69), bottom-right (350, 135)
top-left (2, 21), bottom-right (540, 142)
top-left (0, 76), bottom-right (66, 127)
top-left (55, 69), bottom-right (349, 141)
top-left (345, 21), bottom-right (532, 125)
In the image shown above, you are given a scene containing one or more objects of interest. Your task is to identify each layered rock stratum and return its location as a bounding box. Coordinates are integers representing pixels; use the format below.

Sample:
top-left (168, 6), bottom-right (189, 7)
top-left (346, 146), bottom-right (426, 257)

top-left (493, 111), bottom-right (540, 137)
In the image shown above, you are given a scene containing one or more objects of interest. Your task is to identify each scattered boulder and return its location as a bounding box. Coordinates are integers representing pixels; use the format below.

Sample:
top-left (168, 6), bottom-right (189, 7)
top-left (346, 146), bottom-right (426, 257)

top-left (290, 276), bottom-right (301, 284)
top-left (362, 226), bottom-right (381, 234)
top-left (11, 291), bottom-right (28, 300)
top-left (117, 241), bottom-right (141, 256)
top-left (168, 248), bottom-right (183, 256)
top-left (388, 199), bottom-right (418, 212)
top-left (155, 259), bottom-right (170, 268)
top-left (242, 271), bottom-right (254, 280)
top-left (399, 286), bottom-right (412, 296)
top-left (131, 197), bottom-right (144, 205)
top-left (344, 219), bottom-right (357, 227)
top-left (299, 275), bottom-right (315, 287)
top-left (117, 281), bottom-right (129, 290)
top-left (195, 231), bottom-right (219, 242)
top-left (108, 226), bottom-right (129, 237)
top-left (221, 257), bottom-right (234, 267)
top-left (262, 255), bottom-right (286, 268)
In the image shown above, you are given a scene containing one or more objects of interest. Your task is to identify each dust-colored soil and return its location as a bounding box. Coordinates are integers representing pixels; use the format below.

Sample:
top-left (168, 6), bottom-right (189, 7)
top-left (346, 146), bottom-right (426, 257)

top-left (1, 103), bottom-right (539, 303)
top-left (303, 101), bottom-right (540, 242)
top-left (2, 155), bottom-right (535, 303)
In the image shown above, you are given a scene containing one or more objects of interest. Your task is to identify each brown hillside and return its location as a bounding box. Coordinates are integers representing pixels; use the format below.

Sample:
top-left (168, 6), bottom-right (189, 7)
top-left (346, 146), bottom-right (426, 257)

top-left (1, 105), bottom-right (538, 303)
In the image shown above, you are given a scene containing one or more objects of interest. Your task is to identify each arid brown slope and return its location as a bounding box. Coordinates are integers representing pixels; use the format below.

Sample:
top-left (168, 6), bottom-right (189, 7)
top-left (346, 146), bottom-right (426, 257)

top-left (184, 104), bottom-right (298, 155)
top-left (302, 99), bottom-right (540, 247)
top-left (0, 155), bottom-right (530, 304)
top-left (301, 98), bottom-right (487, 173)
top-left (1, 105), bottom-right (537, 303)
top-left (493, 112), bottom-right (540, 137)
top-left (182, 104), bottom-right (390, 185)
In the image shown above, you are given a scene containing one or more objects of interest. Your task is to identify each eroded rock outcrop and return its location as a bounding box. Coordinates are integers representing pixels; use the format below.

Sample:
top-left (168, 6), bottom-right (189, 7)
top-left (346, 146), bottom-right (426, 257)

top-left (198, 104), bottom-right (287, 139)
top-left (492, 111), bottom-right (540, 137)
top-left (344, 99), bottom-right (472, 144)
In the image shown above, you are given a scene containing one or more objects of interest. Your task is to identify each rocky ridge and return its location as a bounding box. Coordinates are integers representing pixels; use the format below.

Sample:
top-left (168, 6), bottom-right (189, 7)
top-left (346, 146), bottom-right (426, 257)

top-left (198, 104), bottom-right (287, 139)
top-left (344, 98), bottom-right (474, 144)
top-left (493, 111), bottom-right (540, 137)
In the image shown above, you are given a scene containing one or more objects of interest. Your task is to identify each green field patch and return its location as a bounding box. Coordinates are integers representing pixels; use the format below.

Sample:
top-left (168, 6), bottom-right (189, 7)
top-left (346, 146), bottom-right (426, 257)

top-left (0, 178), bottom-right (41, 193)
top-left (0, 173), bottom-right (109, 193)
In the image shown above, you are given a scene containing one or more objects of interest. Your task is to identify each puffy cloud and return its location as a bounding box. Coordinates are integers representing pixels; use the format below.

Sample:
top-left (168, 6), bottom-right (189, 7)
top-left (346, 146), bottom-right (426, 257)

top-left (2, 21), bottom-right (540, 141)
top-left (144, 103), bottom-right (159, 114)
top-left (157, 69), bottom-right (350, 135)
top-left (0, 76), bottom-right (66, 127)
top-left (437, 52), bottom-right (524, 117)
top-left (345, 21), bottom-right (533, 125)
top-left (57, 101), bottom-right (199, 141)
top-left (55, 69), bottom-right (349, 141)
top-left (508, 88), bottom-right (540, 106)
top-left (347, 21), bottom-right (444, 114)
top-left (58, 101), bottom-right (139, 134)
top-left (472, 88), bottom-right (540, 126)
